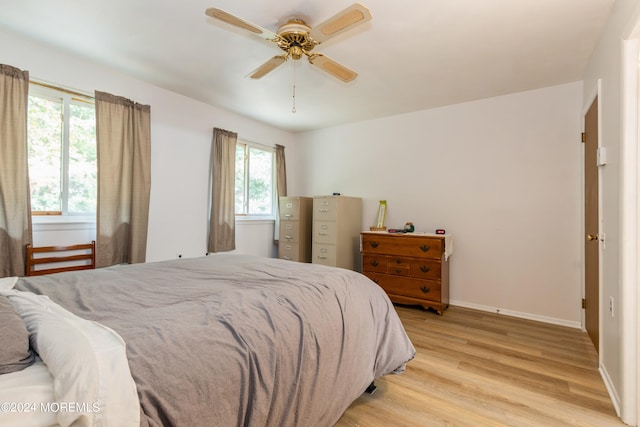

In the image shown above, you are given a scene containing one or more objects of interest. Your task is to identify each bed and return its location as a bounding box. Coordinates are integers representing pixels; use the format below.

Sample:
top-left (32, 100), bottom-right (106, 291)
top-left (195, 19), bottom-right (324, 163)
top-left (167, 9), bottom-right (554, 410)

top-left (0, 254), bottom-right (415, 427)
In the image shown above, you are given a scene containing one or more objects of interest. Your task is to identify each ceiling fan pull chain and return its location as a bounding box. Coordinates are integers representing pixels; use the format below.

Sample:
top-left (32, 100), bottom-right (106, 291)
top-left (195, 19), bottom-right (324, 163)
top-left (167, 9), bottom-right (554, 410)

top-left (292, 60), bottom-right (297, 113)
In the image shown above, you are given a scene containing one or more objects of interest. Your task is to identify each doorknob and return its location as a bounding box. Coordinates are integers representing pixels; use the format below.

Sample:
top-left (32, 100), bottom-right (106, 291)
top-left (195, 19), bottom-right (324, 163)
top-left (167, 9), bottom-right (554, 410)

top-left (587, 234), bottom-right (599, 241)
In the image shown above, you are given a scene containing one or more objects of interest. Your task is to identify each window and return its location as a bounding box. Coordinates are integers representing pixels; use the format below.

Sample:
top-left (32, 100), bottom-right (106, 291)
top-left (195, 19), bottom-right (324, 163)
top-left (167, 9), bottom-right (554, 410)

top-left (27, 85), bottom-right (97, 215)
top-left (235, 141), bottom-right (274, 217)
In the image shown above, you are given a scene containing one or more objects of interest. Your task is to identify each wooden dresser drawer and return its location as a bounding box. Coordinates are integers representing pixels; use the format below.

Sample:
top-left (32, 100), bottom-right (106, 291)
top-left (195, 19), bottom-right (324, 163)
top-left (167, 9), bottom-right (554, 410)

top-left (409, 259), bottom-right (441, 281)
top-left (387, 260), bottom-right (410, 276)
top-left (361, 231), bottom-right (450, 315)
top-left (362, 254), bottom-right (390, 273)
top-left (361, 234), bottom-right (442, 259)
top-left (365, 272), bottom-right (441, 302)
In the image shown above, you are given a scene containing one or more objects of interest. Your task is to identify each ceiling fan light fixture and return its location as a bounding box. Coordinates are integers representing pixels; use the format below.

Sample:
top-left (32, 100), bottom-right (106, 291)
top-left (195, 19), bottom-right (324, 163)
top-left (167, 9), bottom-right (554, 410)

top-left (290, 46), bottom-right (303, 60)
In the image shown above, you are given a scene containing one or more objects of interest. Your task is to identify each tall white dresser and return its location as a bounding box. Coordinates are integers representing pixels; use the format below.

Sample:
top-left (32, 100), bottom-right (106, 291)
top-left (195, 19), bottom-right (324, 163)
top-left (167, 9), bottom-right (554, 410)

top-left (312, 195), bottom-right (362, 270)
top-left (278, 196), bottom-right (313, 262)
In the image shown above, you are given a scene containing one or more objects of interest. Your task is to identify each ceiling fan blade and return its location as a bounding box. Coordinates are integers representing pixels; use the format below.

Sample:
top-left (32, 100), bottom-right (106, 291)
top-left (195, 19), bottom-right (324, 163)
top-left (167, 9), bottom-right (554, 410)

top-left (308, 3), bottom-right (372, 43)
top-left (308, 54), bottom-right (357, 83)
top-left (248, 55), bottom-right (287, 79)
top-left (205, 8), bottom-right (278, 40)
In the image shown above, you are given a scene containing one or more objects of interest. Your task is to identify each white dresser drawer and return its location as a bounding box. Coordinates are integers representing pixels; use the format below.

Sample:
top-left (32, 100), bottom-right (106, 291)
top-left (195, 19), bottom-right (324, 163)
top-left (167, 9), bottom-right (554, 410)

top-left (313, 221), bottom-right (337, 244)
top-left (313, 197), bottom-right (338, 221)
top-left (312, 243), bottom-right (337, 266)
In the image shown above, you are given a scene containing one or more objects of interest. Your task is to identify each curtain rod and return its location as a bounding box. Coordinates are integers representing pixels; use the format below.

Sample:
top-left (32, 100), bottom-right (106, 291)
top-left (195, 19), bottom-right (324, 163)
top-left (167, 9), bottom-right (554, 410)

top-left (30, 80), bottom-right (94, 101)
top-left (239, 137), bottom-right (276, 150)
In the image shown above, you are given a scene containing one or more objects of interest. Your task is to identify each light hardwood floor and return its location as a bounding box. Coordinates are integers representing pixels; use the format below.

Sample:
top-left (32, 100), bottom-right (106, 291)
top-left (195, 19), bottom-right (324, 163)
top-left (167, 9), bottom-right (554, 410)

top-left (336, 305), bottom-right (625, 427)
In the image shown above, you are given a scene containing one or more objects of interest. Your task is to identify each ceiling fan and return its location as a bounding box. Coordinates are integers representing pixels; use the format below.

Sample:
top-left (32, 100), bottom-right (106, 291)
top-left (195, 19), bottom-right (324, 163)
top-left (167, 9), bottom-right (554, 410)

top-left (205, 3), bottom-right (372, 83)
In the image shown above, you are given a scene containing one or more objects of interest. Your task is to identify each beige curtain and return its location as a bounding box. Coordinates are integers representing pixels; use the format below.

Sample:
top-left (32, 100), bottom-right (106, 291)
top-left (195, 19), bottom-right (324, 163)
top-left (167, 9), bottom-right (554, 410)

top-left (0, 64), bottom-right (32, 277)
top-left (208, 128), bottom-right (237, 253)
top-left (95, 91), bottom-right (151, 267)
top-left (274, 144), bottom-right (287, 242)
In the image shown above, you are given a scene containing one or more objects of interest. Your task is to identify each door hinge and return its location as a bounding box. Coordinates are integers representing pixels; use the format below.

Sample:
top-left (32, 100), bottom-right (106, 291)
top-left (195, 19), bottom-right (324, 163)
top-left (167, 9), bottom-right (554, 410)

top-left (581, 132), bottom-right (586, 143)
top-left (582, 298), bottom-right (586, 309)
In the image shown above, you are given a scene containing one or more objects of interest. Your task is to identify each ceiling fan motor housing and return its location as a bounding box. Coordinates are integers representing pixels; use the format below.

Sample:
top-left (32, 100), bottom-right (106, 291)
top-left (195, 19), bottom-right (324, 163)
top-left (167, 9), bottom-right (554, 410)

top-left (277, 19), bottom-right (317, 59)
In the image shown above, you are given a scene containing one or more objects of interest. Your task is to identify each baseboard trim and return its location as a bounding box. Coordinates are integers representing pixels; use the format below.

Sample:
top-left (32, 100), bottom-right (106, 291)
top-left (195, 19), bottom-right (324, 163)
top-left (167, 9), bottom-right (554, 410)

top-left (600, 363), bottom-right (622, 418)
top-left (449, 299), bottom-right (582, 329)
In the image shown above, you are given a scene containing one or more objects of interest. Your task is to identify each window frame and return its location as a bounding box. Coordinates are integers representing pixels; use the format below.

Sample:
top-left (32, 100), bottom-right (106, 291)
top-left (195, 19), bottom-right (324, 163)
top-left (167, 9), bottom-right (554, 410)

top-left (235, 139), bottom-right (276, 221)
top-left (27, 82), bottom-right (96, 220)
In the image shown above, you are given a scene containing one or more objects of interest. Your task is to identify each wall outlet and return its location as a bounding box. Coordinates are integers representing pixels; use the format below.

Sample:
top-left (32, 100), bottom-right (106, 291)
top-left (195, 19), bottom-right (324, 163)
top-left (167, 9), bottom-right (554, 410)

top-left (609, 296), bottom-right (614, 317)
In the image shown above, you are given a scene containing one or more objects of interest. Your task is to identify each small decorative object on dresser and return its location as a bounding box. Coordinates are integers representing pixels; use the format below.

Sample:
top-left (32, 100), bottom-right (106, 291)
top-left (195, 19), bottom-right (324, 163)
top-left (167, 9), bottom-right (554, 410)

top-left (370, 200), bottom-right (387, 231)
top-left (278, 196), bottom-right (313, 262)
top-left (361, 231), bottom-right (452, 315)
top-left (312, 195), bottom-right (362, 270)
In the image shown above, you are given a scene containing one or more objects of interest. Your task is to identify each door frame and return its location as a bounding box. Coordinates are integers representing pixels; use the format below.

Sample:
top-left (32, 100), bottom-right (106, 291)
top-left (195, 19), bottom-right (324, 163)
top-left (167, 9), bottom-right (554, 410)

top-left (621, 34), bottom-right (640, 426)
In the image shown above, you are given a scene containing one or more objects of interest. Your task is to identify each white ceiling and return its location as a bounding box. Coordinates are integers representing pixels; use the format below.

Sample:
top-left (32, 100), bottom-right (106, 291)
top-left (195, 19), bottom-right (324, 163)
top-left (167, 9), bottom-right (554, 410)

top-left (0, 0), bottom-right (615, 132)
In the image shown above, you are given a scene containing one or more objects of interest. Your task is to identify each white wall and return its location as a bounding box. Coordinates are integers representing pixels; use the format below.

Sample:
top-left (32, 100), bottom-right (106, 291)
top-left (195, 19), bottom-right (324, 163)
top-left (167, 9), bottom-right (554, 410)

top-left (582, 0), bottom-right (640, 423)
top-left (1, 28), bottom-right (295, 261)
top-left (294, 82), bottom-right (584, 326)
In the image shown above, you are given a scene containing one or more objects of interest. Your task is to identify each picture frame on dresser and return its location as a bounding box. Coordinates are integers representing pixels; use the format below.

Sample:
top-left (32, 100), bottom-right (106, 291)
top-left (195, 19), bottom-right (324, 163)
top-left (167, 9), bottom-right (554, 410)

top-left (360, 231), bottom-right (452, 315)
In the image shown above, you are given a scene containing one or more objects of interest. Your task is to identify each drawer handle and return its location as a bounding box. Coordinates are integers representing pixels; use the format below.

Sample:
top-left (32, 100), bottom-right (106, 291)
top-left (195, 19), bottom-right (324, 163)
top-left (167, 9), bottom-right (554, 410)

top-left (283, 256), bottom-right (291, 260)
top-left (317, 256), bottom-right (327, 260)
top-left (369, 241), bottom-right (379, 248)
top-left (420, 245), bottom-right (430, 252)
top-left (395, 258), bottom-right (402, 264)
top-left (395, 268), bottom-right (403, 274)
top-left (284, 235), bottom-right (292, 240)
top-left (420, 265), bottom-right (431, 273)
top-left (371, 260), bottom-right (379, 267)
top-left (319, 232), bottom-right (329, 236)
top-left (372, 279), bottom-right (379, 284)
top-left (319, 208), bottom-right (329, 212)
top-left (284, 214), bottom-right (293, 218)
top-left (420, 286), bottom-right (431, 294)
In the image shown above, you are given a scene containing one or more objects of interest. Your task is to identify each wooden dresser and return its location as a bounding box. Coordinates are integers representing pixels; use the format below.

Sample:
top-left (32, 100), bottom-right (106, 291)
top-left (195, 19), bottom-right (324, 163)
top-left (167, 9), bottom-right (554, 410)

top-left (278, 196), bottom-right (313, 262)
top-left (312, 195), bottom-right (362, 270)
top-left (361, 232), bottom-right (450, 315)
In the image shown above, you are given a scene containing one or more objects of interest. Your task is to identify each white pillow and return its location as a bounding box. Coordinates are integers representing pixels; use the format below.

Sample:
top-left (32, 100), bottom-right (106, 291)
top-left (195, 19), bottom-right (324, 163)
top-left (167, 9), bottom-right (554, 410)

top-left (0, 277), bottom-right (17, 291)
top-left (2, 290), bottom-right (140, 427)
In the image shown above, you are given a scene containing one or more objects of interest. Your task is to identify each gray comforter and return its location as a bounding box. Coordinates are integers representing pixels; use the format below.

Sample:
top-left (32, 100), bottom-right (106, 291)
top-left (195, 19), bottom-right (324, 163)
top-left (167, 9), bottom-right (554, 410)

top-left (16, 254), bottom-right (415, 427)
